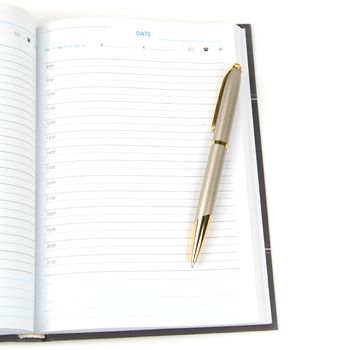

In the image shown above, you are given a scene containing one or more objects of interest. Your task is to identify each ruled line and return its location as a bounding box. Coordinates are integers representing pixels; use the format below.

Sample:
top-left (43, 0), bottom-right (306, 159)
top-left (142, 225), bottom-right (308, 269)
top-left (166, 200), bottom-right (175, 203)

top-left (0, 117), bottom-right (35, 130)
top-left (0, 268), bottom-right (33, 276)
top-left (0, 80), bottom-right (35, 96)
top-left (45, 86), bottom-right (216, 93)
top-left (0, 142), bottom-right (34, 152)
top-left (46, 58), bottom-right (224, 65)
top-left (0, 224), bottom-right (33, 233)
top-left (0, 192), bottom-right (33, 203)
top-left (44, 267), bottom-right (238, 276)
top-left (0, 166), bottom-right (34, 178)
top-left (0, 199), bottom-right (34, 210)
top-left (0, 207), bottom-right (33, 217)
top-left (0, 157), bottom-right (33, 170)
top-left (0, 150), bottom-right (34, 162)
top-left (0, 135), bottom-right (34, 147)
top-left (45, 100), bottom-right (215, 107)
top-left (44, 114), bottom-right (213, 121)
top-left (43, 235), bottom-right (237, 243)
top-left (0, 232), bottom-right (34, 242)
top-left (47, 71), bottom-right (221, 79)
top-left (0, 73), bottom-right (33, 87)
top-left (47, 78), bottom-right (219, 86)
top-left (0, 59), bottom-right (34, 72)
top-left (0, 111), bottom-right (35, 124)
top-left (0, 183), bottom-right (34, 193)
top-left (43, 219), bottom-right (234, 226)
top-left (45, 129), bottom-right (211, 135)
top-left (0, 216), bottom-right (34, 226)
top-left (0, 51), bottom-right (34, 66)
top-left (0, 240), bottom-right (33, 250)
top-left (46, 64), bottom-right (222, 71)
top-left (0, 44), bottom-right (34, 58)
top-left (43, 204), bottom-right (233, 211)
top-left (0, 258), bottom-right (33, 266)
top-left (0, 96), bottom-right (34, 110)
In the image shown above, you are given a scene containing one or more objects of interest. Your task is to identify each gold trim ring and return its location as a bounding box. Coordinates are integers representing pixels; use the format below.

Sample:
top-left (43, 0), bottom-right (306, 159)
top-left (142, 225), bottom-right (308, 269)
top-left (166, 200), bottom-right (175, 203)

top-left (212, 140), bottom-right (228, 147)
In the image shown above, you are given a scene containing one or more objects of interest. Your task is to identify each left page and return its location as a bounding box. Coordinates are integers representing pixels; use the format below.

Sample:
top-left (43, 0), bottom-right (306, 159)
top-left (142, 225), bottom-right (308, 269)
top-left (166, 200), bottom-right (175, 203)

top-left (0, 4), bottom-right (36, 334)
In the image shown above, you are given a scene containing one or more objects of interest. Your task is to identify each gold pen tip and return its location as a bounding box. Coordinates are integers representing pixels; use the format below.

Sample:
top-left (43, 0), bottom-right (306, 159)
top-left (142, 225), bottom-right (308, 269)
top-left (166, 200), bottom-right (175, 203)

top-left (232, 63), bottom-right (242, 72)
top-left (191, 261), bottom-right (195, 268)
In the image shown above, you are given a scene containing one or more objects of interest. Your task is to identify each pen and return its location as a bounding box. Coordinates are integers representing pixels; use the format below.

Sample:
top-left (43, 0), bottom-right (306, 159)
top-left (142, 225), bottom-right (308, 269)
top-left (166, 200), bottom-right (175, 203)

top-left (191, 63), bottom-right (242, 266)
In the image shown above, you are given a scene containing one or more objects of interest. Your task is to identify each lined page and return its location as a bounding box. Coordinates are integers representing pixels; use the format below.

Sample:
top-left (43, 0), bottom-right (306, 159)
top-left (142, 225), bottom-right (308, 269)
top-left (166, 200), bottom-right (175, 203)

top-left (0, 4), bottom-right (35, 333)
top-left (36, 19), bottom-right (267, 332)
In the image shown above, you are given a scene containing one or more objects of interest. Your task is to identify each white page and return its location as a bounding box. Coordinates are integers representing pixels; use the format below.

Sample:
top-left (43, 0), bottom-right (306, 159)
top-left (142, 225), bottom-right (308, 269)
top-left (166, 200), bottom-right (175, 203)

top-left (0, 4), bottom-right (36, 334)
top-left (36, 19), bottom-right (270, 332)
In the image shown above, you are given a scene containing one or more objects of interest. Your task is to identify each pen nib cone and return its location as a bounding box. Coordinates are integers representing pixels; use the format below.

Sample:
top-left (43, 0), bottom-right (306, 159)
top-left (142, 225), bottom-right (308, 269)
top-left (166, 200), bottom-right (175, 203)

top-left (190, 215), bottom-right (210, 266)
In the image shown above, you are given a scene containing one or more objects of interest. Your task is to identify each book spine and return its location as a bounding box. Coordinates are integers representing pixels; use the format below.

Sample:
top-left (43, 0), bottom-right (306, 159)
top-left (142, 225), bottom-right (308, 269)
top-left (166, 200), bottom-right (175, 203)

top-left (18, 333), bottom-right (46, 341)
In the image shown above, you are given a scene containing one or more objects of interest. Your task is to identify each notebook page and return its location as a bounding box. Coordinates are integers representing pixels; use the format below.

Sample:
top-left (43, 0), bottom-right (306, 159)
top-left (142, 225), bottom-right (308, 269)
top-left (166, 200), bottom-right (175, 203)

top-left (36, 19), bottom-right (267, 332)
top-left (0, 4), bottom-right (36, 333)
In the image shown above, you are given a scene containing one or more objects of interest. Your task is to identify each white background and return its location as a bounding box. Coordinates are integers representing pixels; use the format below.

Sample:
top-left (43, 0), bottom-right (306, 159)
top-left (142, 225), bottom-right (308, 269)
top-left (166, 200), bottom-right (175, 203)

top-left (1, 0), bottom-right (350, 348)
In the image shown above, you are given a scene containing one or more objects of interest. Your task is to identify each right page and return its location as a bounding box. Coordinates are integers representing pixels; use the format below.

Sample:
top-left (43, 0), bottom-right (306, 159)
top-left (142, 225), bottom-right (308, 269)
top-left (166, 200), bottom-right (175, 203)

top-left (35, 19), bottom-right (271, 333)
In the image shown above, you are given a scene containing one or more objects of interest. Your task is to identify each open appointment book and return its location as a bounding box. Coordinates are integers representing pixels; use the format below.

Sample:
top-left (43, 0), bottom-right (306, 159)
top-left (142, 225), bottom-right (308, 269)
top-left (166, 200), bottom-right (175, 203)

top-left (0, 4), bottom-right (277, 341)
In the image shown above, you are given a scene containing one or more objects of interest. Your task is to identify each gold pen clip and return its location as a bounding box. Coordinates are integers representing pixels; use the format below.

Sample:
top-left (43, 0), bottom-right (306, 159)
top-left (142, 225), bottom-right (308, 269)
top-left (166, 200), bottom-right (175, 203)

top-left (211, 63), bottom-right (242, 131)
